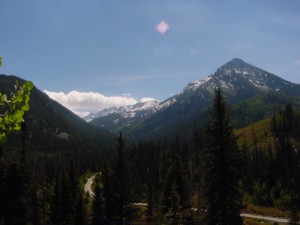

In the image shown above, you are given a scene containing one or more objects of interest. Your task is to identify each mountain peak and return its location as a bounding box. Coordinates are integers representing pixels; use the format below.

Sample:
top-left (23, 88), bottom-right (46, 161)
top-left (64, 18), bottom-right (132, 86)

top-left (222, 58), bottom-right (250, 69)
top-left (230, 58), bottom-right (245, 63)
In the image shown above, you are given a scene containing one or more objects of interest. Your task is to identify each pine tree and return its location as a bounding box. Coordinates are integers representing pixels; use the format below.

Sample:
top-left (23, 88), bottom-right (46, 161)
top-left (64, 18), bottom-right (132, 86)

top-left (110, 133), bottom-right (133, 225)
top-left (115, 133), bottom-right (126, 225)
top-left (103, 161), bottom-right (114, 221)
top-left (74, 191), bottom-right (88, 225)
top-left (50, 166), bottom-right (74, 225)
top-left (289, 207), bottom-right (299, 225)
top-left (163, 156), bottom-right (188, 213)
top-left (0, 161), bottom-right (33, 225)
top-left (166, 183), bottom-right (184, 225)
top-left (51, 169), bottom-right (63, 225)
top-left (202, 88), bottom-right (243, 225)
top-left (91, 174), bottom-right (105, 225)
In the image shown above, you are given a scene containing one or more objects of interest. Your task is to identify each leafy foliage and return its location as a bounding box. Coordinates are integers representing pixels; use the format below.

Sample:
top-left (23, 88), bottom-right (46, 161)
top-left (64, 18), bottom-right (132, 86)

top-left (0, 62), bottom-right (33, 144)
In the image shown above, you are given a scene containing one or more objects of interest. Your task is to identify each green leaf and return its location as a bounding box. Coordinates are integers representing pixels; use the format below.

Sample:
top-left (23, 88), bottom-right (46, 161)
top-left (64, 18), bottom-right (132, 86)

top-left (16, 93), bottom-right (24, 103)
top-left (23, 81), bottom-right (33, 92)
top-left (0, 79), bottom-right (33, 144)
top-left (0, 132), bottom-right (7, 144)
top-left (0, 122), bottom-right (5, 130)
top-left (1, 94), bottom-right (8, 102)
top-left (12, 110), bottom-right (24, 122)
top-left (13, 123), bottom-right (21, 131)
top-left (21, 104), bottom-right (29, 111)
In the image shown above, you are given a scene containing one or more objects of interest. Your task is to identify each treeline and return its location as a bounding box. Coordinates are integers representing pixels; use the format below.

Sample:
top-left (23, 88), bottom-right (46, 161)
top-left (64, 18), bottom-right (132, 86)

top-left (0, 118), bottom-right (111, 224)
top-left (242, 103), bottom-right (300, 209)
top-left (1, 91), bottom-right (300, 225)
top-left (88, 89), bottom-right (243, 224)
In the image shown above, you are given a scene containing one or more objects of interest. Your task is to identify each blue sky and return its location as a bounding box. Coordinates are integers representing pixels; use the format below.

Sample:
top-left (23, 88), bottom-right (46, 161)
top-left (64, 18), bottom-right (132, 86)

top-left (1, 0), bottom-right (300, 115)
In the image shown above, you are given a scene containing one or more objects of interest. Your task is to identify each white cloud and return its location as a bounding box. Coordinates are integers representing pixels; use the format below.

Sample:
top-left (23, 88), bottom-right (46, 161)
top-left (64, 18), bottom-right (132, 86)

top-left (44, 90), bottom-right (138, 116)
top-left (140, 97), bottom-right (159, 103)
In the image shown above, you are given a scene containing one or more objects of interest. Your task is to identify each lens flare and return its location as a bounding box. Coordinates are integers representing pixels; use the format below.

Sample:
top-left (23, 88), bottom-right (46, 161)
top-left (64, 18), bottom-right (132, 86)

top-left (155, 20), bottom-right (170, 34)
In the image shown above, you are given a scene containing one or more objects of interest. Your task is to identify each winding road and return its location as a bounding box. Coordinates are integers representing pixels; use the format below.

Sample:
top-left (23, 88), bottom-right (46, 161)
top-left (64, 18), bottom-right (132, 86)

top-left (84, 175), bottom-right (289, 223)
top-left (84, 175), bottom-right (95, 197)
top-left (241, 213), bottom-right (289, 223)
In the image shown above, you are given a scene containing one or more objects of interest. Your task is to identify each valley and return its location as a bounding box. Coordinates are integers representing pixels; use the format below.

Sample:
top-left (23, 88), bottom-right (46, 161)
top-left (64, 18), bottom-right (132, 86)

top-left (1, 58), bottom-right (300, 225)
top-left (86, 58), bottom-right (300, 140)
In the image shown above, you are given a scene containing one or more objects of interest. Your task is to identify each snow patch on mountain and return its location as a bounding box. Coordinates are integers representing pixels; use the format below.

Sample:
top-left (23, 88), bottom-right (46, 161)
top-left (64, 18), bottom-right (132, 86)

top-left (183, 75), bottom-right (212, 92)
top-left (86, 58), bottom-right (300, 124)
top-left (83, 100), bottom-right (160, 121)
top-left (248, 79), bottom-right (270, 91)
top-left (158, 97), bottom-right (177, 110)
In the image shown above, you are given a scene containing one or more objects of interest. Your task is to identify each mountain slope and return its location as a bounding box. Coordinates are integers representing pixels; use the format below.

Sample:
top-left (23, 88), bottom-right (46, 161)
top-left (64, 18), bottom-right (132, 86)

top-left (88, 100), bottom-right (160, 131)
top-left (0, 74), bottom-right (115, 152)
top-left (89, 58), bottom-right (300, 140)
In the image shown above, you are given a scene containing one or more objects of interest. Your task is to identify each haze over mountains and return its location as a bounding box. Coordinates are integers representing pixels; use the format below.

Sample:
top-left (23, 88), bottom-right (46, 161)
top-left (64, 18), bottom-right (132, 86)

top-left (86, 58), bottom-right (300, 140)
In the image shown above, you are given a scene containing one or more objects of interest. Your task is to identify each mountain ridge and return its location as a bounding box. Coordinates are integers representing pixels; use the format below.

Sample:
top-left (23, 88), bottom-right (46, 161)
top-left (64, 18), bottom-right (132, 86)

top-left (88, 58), bottom-right (300, 140)
top-left (0, 74), bottom-right (115, 152)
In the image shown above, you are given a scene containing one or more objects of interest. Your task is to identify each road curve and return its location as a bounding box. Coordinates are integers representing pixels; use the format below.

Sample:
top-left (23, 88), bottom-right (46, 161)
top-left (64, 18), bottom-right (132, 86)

top-left (84, 176), bottom-right (290, 223)
top-left (241, 213), bottom-right (289, 223)
top-left (84, 175), bottom-right (95, 197)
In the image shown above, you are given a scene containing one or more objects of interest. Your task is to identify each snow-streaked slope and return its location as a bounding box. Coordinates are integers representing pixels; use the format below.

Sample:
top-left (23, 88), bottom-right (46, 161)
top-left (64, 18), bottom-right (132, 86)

top-left (88, 58), bottom-right (300, 139)
top-left (83, 100), bottom-right (160, 122)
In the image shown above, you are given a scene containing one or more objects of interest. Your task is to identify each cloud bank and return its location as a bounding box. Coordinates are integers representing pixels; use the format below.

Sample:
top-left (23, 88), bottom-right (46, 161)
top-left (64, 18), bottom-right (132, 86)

top-left (44, 90), bottom-right (157, 117)
top-left (44, 90), bottom-right (138, 117)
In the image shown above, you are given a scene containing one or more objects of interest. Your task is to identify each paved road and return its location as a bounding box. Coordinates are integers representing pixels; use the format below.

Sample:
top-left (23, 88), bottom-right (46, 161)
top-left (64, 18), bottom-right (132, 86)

top-left (241, 213), bottom-right (289, 223)
top-left (84, 176), bottom-right (290, 223)
top-left (84, 175), bottom-right (95, 197)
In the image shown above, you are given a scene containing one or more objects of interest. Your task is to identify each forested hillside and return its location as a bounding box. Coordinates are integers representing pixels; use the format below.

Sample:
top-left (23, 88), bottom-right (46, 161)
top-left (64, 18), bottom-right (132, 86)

top-left (89, 59), bottom-right (300, 141)
top-left (2, 80), bottom-right (300, 224)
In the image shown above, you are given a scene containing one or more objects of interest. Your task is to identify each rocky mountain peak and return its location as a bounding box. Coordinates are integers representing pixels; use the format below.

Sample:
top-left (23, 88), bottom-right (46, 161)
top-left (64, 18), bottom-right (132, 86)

top-left (223, 58), bottom-right (249, 68)
top-left (87, 58), bottom-right (300, 138)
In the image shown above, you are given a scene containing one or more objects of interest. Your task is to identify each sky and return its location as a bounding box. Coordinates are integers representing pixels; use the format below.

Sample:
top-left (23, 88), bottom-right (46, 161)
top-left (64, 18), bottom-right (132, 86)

top-left (1, 0), bottom-right (300, 116)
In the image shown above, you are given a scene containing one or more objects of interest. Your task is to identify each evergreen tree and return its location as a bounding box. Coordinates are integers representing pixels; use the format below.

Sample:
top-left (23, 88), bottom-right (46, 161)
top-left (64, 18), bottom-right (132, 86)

top-left (31, 186), bottom-right (41, 225)
top-left (202, 88), bottom-right (243, 225)
top-left (0, 161), bottom-right (33, 225)
top-left (50, 166), bottom-right (74, 225)
top-left (163, 156), bottom-right (188, 212)
top-left (284, 103), bottom-right (294, 134)
top-left (115, 133), bottom-right (126, 225)
top-left (103, 161), bottom-right (114, 221)
top-left (51, 169), bottom-right (63, 225)
top-left (163, 139), bottom-right (193, 225)
top-left (74, 191), bottom-right (88, 225)
top-left (91, 174), bottom-right (105, 225)
top-left (110, 133), bottom-right (132, 225)
top-left (166, 183), bottom-right (184, 225)
top-left (289, 207), bottom-right (299, 225)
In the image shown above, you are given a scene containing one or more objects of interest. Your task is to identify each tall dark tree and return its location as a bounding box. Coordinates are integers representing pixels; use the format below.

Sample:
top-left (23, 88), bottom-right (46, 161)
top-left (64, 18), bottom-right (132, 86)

top-left (166, 183), bottom-right (184, 225)
top-left (110, 133), bottom-right (132, 225)
top-left (116, 133), bottom-right (126, 225)
top-left (289, 207), bottom-right (299, 225)
top-left (202, 88), bottom-right (243, 225)
top-left (0, 161), bottom-right (33, 225)
top-left (74, 190), bottom-right (88, 225)
top-left (50, 167), bottom-right (74, 225)
top-left (103, 161), bottom-right (114, 221)
top-left (91, 174), bottom-right (105, 225)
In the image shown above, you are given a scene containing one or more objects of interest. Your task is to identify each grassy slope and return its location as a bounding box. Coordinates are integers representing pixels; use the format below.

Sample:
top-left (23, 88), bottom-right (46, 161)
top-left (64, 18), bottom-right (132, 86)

top-left (235, 117), bottom-right (274, 149)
